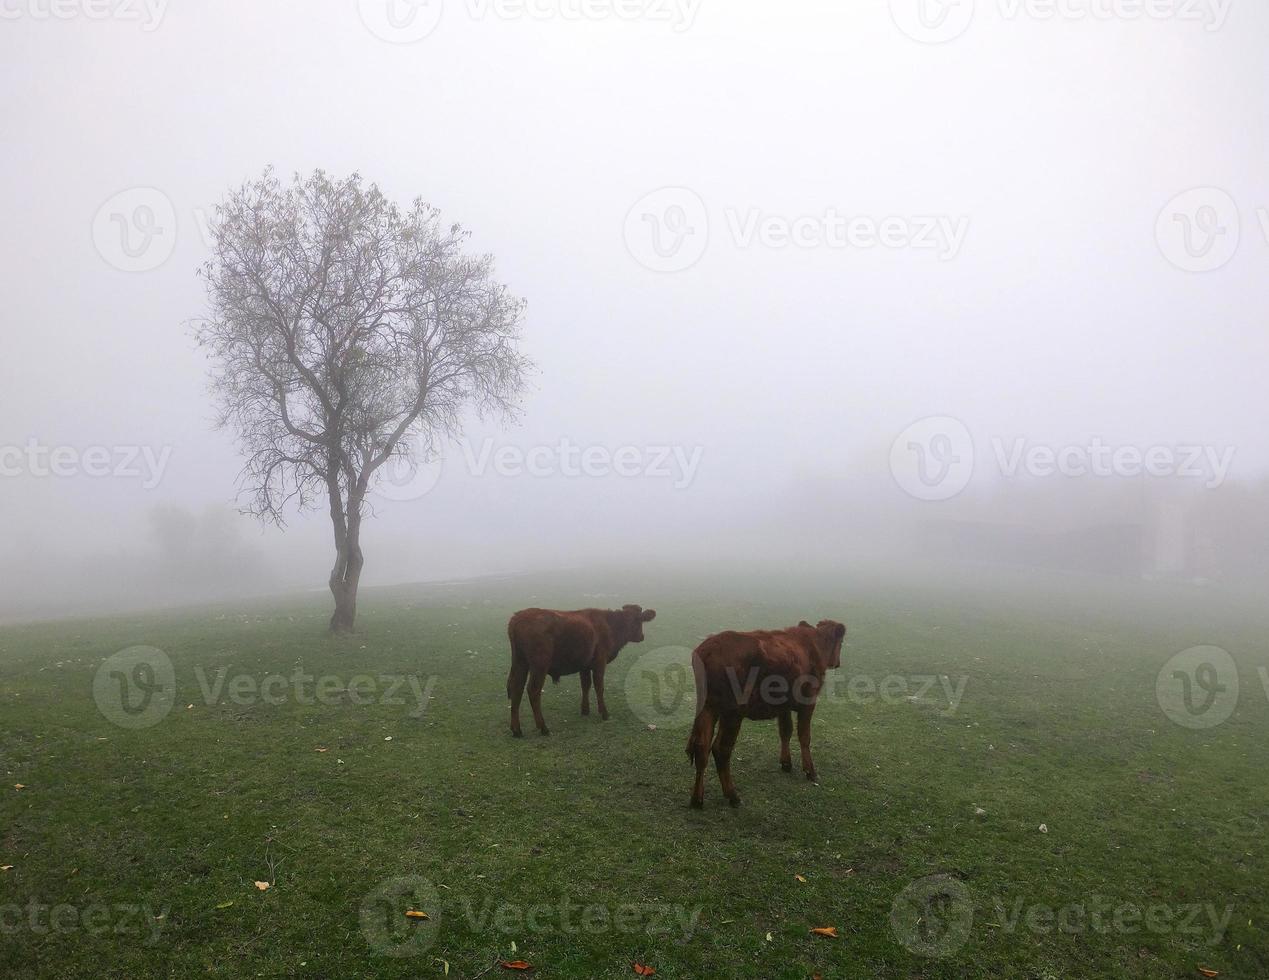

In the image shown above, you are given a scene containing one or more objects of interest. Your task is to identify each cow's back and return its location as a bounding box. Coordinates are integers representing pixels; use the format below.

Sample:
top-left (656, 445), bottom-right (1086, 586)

top-left (693, 627), bottom-right (820, 717)
top-left (508, 608), bottom-right (602, 677)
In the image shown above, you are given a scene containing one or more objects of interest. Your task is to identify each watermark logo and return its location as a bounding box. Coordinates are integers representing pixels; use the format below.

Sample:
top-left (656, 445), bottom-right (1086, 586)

top-left (92, 647), bottom-right (175, 730)
top-left (370, 436), bottom-right (705, 502)
top-left (890, 416), bottom-right (975, 502)
top-left (1156, 187), bottom-right (1241, 273)
top-left (373, 436), bottom-right (446, 502)
top-left (0, 440), bottom-right (172, 489)
top-left (890, 874), bottom-right (974, 958)
top-left (357, 0), bottom-right (444, 42)
top-left (623, 645), bottom-right (698, 729)
top-left (889, 0), bottom-right (976, 44)
top-left (91, 187), bottom-right (178, 272)
top-left (1156, 645), bottom-right (1238, 730)
top-left (360, 876), bottom-right (442, 957)
top-left (624, 187), bottom-right (710, 273)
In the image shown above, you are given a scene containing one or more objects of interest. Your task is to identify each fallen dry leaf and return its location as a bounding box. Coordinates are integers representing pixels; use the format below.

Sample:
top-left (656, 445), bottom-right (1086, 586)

top-left (404, 910), bottom-right (429, 920)
top-left (215, 901), bottom-right (233, 910)
top-left (1198, 969), bottom-right (1220, 978)
top-left (809, 926), bottom-right (839, 939)
top-left (795, 874), bottom-right (808, 882)
top-left (500, 961), bottom-right (533, 971)
top-left (254, 881), bottom-right (271, 891)
top-left (14, 784), bottom-right (25, 791)
top-left (0, 866), bottom-right (13, 872)
top-left (633, 963), bottom-right (656, 976)
top-left (315, 748), bottom-right (328, 753)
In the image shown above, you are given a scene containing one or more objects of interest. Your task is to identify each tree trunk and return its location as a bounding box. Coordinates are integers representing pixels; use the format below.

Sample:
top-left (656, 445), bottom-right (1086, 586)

top-left (328, 486), bottom-right (365, 633)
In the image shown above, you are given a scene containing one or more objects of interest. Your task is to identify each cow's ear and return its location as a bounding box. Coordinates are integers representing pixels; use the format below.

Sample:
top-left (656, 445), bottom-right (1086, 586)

top-left (798, 620), bottom-right (812, 628)
top-left (641, 608), bottom-right (656, 622)
top-left (834, 622), bottom-right (846, 642)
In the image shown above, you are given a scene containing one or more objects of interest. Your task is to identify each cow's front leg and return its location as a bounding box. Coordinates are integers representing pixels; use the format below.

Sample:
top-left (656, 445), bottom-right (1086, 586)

top-left (580, 669), bottom-right (591, 716)
top-left (778, 708), bottom-right (793, 772)
top-left (796, 706), bottom-right (817, 782)
top-left (528, 668), bottom-right (550, 735)
top-left (592, 661), bottom-right (609, 720)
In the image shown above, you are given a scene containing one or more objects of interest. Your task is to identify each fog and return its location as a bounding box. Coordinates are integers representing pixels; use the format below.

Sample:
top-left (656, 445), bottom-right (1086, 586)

top-left (3, 1), bottom-right (1268, 622)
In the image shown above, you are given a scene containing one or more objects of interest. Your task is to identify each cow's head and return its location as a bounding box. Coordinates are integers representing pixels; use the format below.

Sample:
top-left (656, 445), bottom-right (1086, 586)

top-left (802, 619), bottom-right (846, 669)
top-left (614, 604), bottom-right (657, 648)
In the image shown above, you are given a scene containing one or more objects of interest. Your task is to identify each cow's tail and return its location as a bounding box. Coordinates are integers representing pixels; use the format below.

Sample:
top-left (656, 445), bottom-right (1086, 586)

top-left (506, 623), bottom-right (522, 700)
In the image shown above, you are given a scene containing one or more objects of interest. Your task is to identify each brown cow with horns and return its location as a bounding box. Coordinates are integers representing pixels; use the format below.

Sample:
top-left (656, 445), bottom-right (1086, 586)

top-left (686, 618), bottom-right (846, 808)
top-left (507, 604), bottom-right (657, 736)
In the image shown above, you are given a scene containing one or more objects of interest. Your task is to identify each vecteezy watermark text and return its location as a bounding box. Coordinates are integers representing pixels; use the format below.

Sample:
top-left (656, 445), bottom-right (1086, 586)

top-left (0, 899), bottom-right (167, 945)
top-left (0, 440), bottom-right (171, 489)
top-left (356, 0), bottom-right (703, 43)
top-left (993, 896), bottom-right (1234, 944)
top-left (890, 416), bottom-right (1237, 501)
top-left (373, 435), bottom-right (704, 501)
top-left (624, 187), bottom-right (969, 272)
top-left (92, 646), bottom-right (438, 729)
top-left (889, 0), bottom-right (1232, 45)
top-left (622, 646), bottom-right (970, 729)
top-left (0, 0), bottom-right (168, 30)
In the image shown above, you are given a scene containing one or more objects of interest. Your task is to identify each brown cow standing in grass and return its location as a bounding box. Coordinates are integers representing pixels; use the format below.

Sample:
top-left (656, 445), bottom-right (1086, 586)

top-left (507, 604), bottom-right (657, 736)
top-left (686, 619), bottom-right (846, 808)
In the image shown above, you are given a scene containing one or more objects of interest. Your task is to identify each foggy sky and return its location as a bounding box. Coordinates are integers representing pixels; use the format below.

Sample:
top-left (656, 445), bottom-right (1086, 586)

top-left (3, 1), bottom-right (1268, 619)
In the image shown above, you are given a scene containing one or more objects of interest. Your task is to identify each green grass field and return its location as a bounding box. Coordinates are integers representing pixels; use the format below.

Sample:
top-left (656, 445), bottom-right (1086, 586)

top-left (1, 565), bottom-right (1266, 978)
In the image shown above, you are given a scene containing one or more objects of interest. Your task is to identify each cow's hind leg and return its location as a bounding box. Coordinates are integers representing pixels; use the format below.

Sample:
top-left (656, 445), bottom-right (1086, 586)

top-left (508, 659), bottom-right (529, 737)
top-left (797, 706), bottom-right (818, 782)
top-left (580, 669), bottom-right (591, 716)
top-left (688, 707), bottom-right (716, 808)
top-left (778, 708), bottom-right (793, 772)
top-left (713, 713), bottom-right (743, 807)
top-left (528, 668), bottom-right (550, 736)
top-left (592, 660), bottom-right (610, 721)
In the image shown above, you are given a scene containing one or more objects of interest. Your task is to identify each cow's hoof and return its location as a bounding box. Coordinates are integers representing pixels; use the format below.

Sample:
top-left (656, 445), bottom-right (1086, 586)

top-left (599, 712), bottom-right (610, 721)
top-left (511, 729), bottom-right (523, 738)
top-left (728, 794), bottom-right (742, 808)
top-left (689, 798), bottom-right (704, 810)
top-left (581, 706), bottom-right (589, 716)
top-left (805, 770), bottom-right (818, 782)
top-left (780, 760), bottom-right (792, 773)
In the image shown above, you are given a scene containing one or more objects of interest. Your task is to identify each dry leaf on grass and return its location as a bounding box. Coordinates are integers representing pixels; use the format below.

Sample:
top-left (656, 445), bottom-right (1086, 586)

top-left (795, 874), bottom-right (807, 882)
top-left (633, 963), bottom-right (656, 976)
top-left (500, 961), bottom-right (533, 971)
top-left (0, 866), bottom-right (13, 872)
top-left (215, 901), bottom-right (233, 910)
top-left (14, 784), bottom-right (25, 791)
top-left (404, 910), bottom-right (429, 920)
top-left (254, 881), bottom-right (271, 891)
top-left (809, 926), bottom-right (839, 939)
top-left (1198, 969), bottom-right (1220, 977)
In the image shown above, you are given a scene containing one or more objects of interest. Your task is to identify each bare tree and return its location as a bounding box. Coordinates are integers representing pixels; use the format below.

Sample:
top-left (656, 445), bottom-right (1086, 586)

top-left (195, 169), bottom-right (529, 632)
